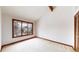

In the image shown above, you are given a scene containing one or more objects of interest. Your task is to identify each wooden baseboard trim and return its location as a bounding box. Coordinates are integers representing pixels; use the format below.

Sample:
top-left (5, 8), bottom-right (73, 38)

top-left (36, 36), bottom-right (73, 48)
top-left (1, 36), bottom-right (36, 50)
top-left (1, 36), bottom-right (74, 51)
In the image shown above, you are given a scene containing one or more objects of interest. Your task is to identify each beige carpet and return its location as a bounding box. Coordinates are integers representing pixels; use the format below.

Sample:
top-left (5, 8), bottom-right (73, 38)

top-left (2, 38), bottom-right (74, 52)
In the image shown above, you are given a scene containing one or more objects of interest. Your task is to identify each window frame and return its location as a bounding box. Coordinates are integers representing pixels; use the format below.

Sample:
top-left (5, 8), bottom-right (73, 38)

top-left (12, 19), bottom-right (33, 38)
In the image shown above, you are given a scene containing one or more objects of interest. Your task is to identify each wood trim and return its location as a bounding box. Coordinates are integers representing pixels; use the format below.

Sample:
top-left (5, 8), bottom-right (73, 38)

top-left (1, 36), bottom-right (36, 51)
top-left (74, 15), bottom-right (76, 50)
top-left (1, 36), bottom-right (74, 51)
top-left (36, 36), bottom-right (73, 48)
top-left (12, 19), bottom-right (33, 38)
top-left (74, 11), bottom-right (79, 50)
top-left (75, 11), bottom-right (79, 16)
top-left (12, 19), bottom-right (14, 38)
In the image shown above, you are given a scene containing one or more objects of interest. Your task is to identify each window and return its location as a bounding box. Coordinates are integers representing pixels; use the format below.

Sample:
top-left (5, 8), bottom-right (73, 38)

top-left (22, 22), bottom-right (28, 35)
top-left (12, 19), bottom-right (33, 38)
top-left (14, 20), bottom-right (21, 37)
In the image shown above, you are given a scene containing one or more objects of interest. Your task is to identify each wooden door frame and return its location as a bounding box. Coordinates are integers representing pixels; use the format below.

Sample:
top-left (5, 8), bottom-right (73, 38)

top-left (74, 11), bottom-right (79, 50)
top-left (74, 14), bottom-right (76, 50)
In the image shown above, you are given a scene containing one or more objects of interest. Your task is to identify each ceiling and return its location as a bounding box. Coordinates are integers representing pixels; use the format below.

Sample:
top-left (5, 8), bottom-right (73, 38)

top-left (1, 6), bottom-right (50, 20)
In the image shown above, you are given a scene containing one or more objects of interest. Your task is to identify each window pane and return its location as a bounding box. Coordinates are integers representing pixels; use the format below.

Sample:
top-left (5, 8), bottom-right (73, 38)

top-left (14, 21), bottom-right (21, 37)
top-left (28, 23), bottom-right (33, 35)
top-left (22, 22), bottom-right (28, 35)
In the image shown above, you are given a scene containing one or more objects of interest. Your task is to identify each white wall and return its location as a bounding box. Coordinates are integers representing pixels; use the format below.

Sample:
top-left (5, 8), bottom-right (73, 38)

top-left (74, 6), bottom-right (79, 15)
top-left (37, 6), bottom-right (75, 46)
top-left (2, 14), bottom-right (36, 45)
top-left (2, 6), bottom-right (79, 47)
top-left (0, 8), bottom-right (1, 50)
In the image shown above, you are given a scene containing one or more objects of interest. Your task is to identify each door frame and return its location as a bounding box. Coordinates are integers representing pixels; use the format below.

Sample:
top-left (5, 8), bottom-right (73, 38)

top-left (74, 11), bottom-right (79, 50)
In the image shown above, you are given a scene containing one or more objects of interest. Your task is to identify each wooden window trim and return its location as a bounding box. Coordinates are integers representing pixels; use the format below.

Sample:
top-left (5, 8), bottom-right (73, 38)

top-left (12, 19), bottom-right (33, 38)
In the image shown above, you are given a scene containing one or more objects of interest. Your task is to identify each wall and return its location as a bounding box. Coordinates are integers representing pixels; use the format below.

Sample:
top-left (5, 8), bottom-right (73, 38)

top-left (37, 6), bottom-right (75, 46)
top-left (74, 6), bottom-right (79, 15)
top-left (2, 6), bottom-right (79, 47)
top-left (0, 8), bottom-right (1, 50)
top-left (2, 14), bottom-right (36, 45)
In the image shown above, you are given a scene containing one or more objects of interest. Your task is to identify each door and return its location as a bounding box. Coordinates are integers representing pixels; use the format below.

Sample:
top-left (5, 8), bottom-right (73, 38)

top-left (74, 11), bottom-right (79, 51)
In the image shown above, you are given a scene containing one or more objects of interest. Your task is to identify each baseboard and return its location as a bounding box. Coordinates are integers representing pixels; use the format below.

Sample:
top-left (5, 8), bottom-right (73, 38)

top-left (1, 36), bottom-right (36, 50)
top-left (1, 36), bottom-right (74, 51)
top-left (36, 36), bottom-right (73, 48)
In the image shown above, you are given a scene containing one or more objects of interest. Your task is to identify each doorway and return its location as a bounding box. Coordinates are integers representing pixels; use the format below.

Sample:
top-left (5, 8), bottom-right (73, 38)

top-left (74, 11), bottom-right (79, 51)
